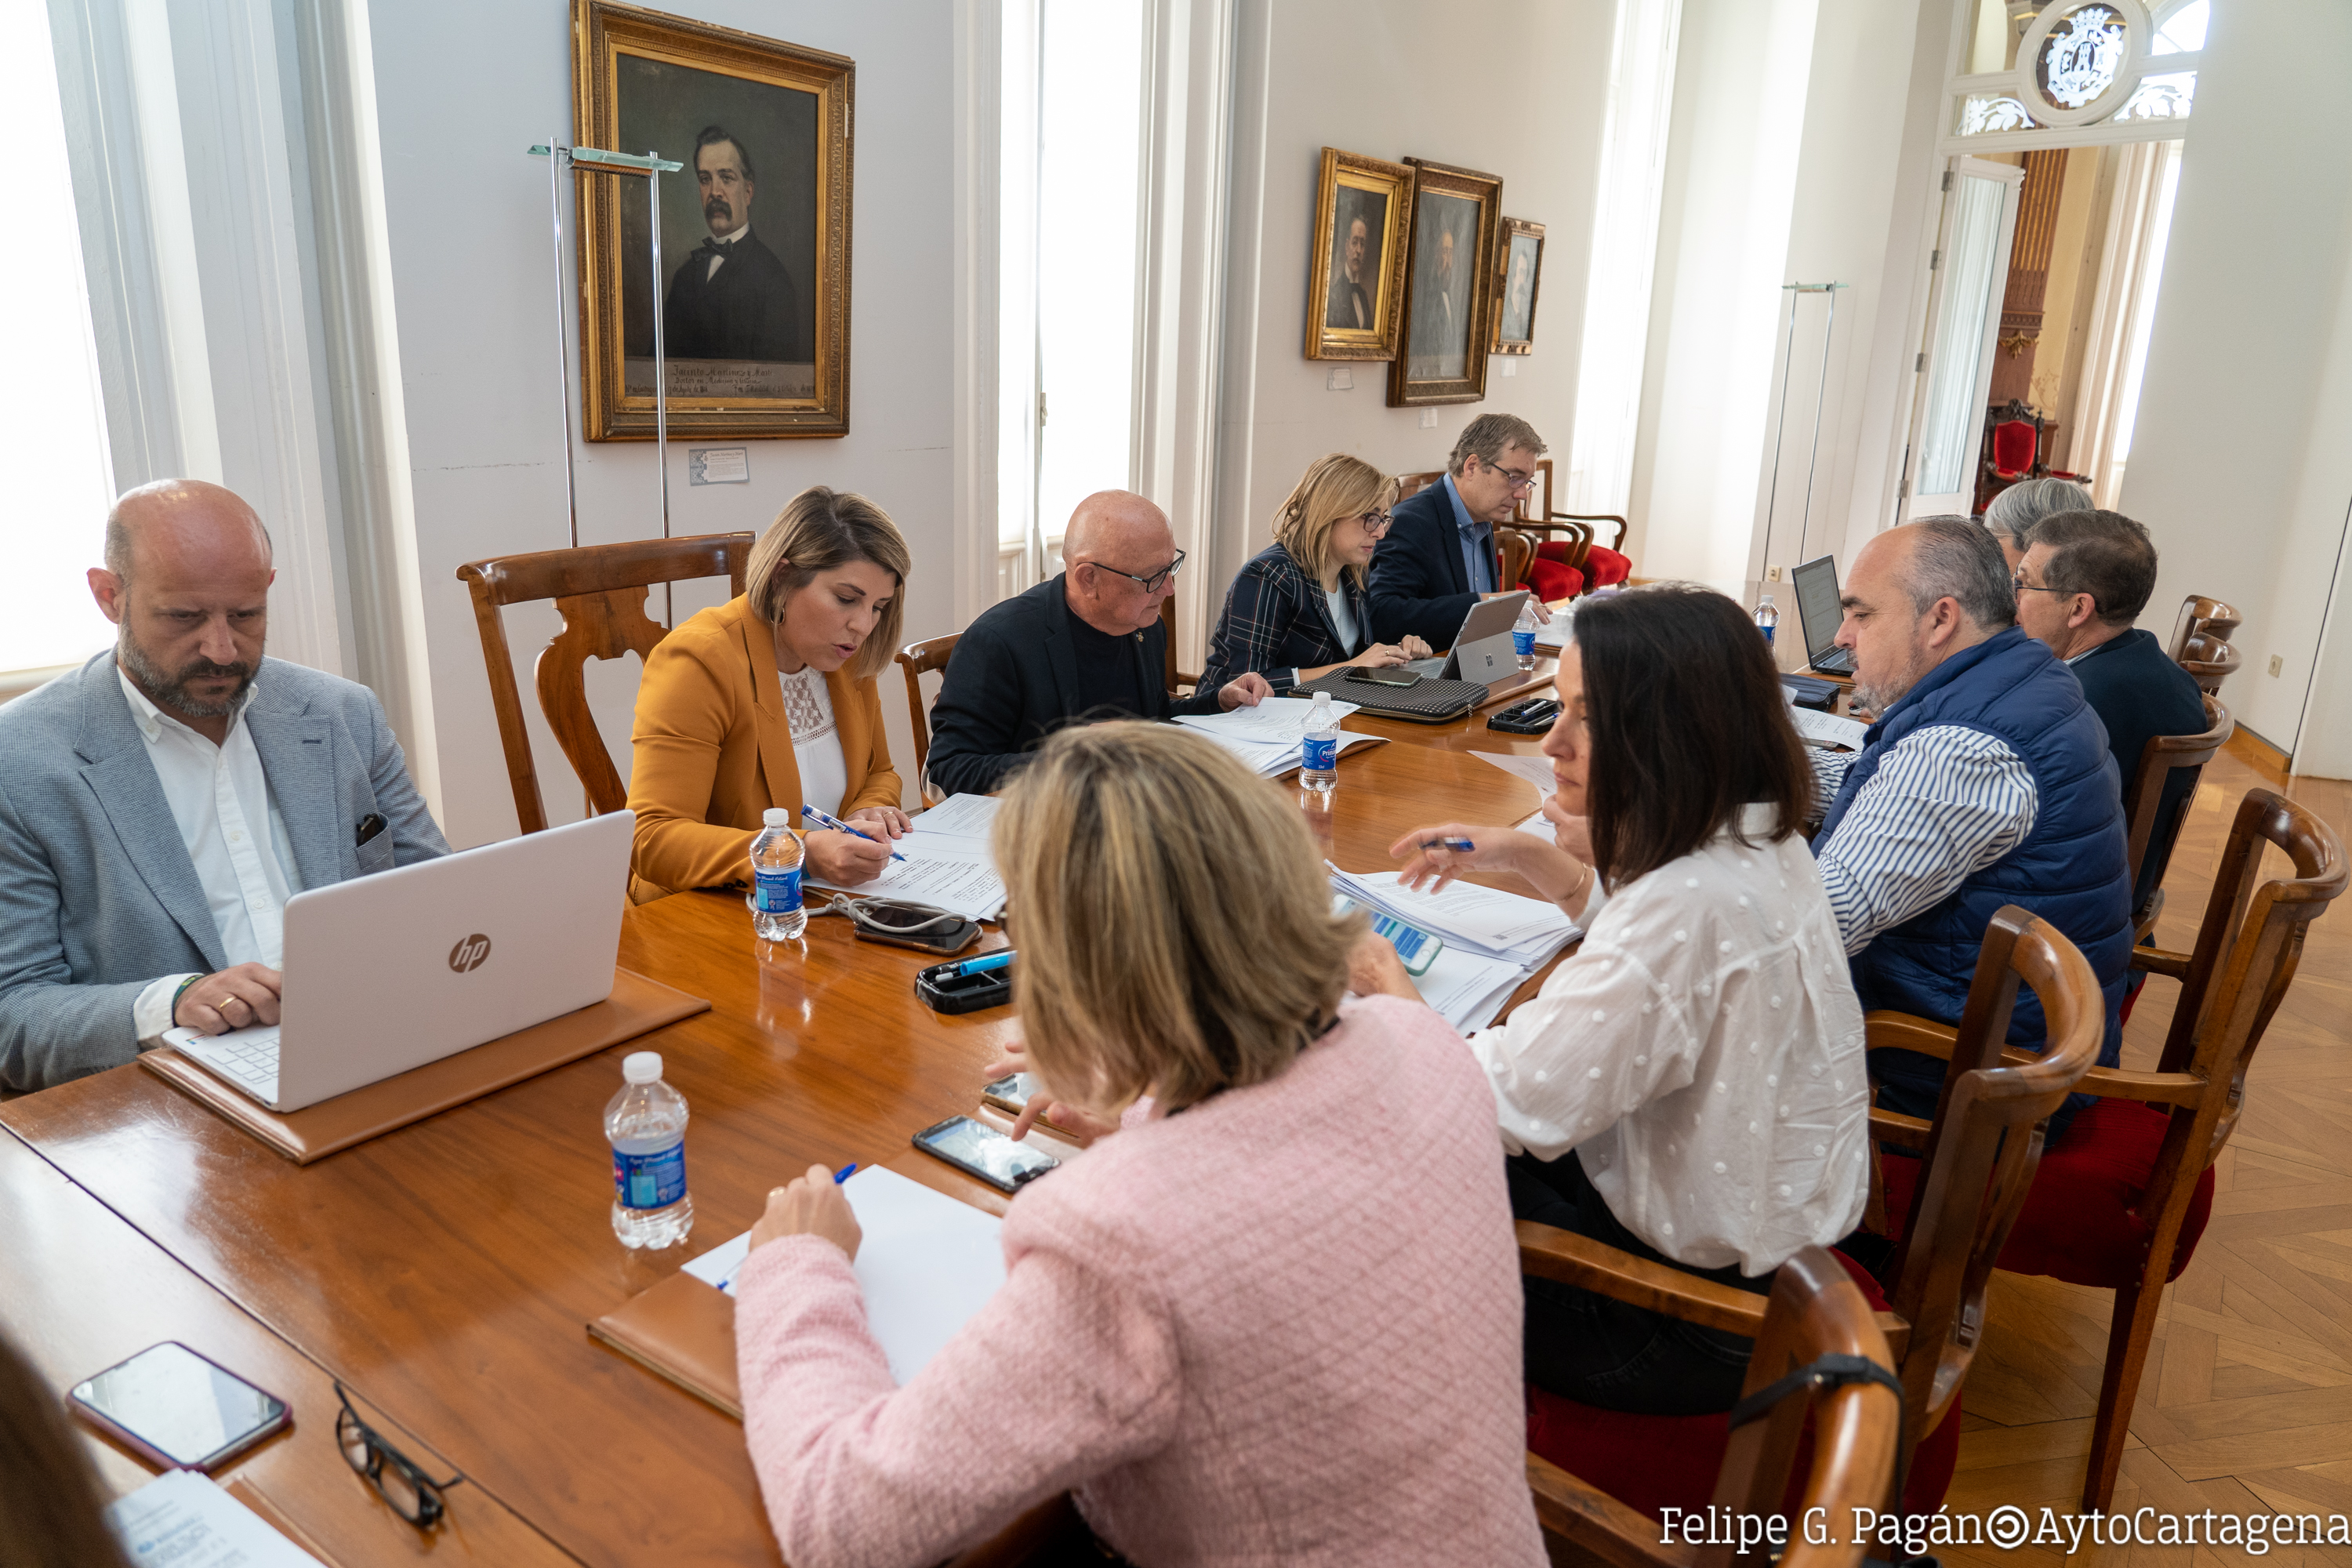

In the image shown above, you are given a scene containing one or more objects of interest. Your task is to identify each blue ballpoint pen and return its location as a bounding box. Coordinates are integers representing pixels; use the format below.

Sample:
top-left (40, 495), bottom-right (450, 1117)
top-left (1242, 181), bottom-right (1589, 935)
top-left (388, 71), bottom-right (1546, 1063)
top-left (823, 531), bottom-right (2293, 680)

top-left (833, 1162), bottom-right (857, 1184)
top-left (951, 950), bottom-right (1014, 978)
top-left (802, 804), bottom-right (908, 862)
top-left (1422, 837), bottom-right (1478, 853)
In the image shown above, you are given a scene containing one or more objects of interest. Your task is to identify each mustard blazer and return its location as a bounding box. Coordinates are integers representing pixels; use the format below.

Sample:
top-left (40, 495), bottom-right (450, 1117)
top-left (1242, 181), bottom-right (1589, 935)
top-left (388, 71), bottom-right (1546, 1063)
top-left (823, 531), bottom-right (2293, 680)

top-left (626, 595), bottom-right (902, 902)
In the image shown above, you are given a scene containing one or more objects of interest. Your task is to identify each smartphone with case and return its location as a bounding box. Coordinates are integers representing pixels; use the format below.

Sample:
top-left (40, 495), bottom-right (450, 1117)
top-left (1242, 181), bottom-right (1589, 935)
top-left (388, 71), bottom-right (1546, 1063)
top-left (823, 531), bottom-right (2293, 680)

top-left (913, 1114), bottom-right (1059, 1192)
top-left (1334, 896), bottom-right (1444, 976)
top-left (70, 1342), bottom-right (291, 1472)
top-left (1343, 666), bottom-right (1422, 689)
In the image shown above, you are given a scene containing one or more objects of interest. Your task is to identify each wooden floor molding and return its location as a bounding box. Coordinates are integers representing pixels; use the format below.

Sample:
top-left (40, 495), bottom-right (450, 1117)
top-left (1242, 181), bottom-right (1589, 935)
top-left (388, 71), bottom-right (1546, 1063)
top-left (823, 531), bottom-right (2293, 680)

top-left (1943, 744), bottom-right (2352, 1566)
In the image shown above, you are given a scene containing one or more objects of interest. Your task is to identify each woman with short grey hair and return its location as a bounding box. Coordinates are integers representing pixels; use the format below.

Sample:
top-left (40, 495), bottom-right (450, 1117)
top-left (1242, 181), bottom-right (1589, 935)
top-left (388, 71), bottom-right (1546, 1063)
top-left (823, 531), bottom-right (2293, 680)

top-left (1983, 476), bottom-right (2092, 572)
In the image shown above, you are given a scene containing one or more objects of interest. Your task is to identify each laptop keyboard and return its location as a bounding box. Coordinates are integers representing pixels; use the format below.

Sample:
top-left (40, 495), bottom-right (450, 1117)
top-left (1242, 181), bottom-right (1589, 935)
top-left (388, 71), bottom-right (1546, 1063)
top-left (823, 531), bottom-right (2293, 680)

top-left (192, 1028), bottom-right (281, 1095)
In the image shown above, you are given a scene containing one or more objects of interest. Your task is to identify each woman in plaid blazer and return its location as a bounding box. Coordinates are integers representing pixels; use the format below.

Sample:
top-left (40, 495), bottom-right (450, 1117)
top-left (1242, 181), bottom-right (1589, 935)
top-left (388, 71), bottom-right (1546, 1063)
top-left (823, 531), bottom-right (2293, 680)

top-left (1200, 454), bottom-right (1431, 694)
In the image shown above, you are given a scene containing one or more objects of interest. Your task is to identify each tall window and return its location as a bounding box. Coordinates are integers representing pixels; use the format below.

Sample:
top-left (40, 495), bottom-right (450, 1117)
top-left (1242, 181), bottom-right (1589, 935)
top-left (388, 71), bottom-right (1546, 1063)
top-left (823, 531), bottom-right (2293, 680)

top-left (997, 0), bottom-right (1146, 594)
top-left (2, 3), bottom-right (117, 686)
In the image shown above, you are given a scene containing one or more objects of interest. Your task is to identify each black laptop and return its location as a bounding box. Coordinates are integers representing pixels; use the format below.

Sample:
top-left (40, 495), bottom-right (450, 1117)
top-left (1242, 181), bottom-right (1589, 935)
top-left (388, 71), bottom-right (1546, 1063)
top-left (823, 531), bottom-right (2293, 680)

top-left (1791, 555), bottom-right (1854, 677)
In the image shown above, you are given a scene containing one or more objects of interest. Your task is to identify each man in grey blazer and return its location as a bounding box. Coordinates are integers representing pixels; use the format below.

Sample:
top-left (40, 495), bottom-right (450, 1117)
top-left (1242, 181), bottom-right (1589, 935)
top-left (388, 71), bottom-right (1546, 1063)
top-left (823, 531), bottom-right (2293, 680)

top-left (0, 480), bottom-right (447, 1092)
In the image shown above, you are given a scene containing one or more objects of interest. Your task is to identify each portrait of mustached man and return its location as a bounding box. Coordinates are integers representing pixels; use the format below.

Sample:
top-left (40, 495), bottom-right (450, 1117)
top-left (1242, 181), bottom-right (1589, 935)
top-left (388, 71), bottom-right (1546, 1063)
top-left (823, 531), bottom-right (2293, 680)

top-left (660, 124), bottom-right (811, 364)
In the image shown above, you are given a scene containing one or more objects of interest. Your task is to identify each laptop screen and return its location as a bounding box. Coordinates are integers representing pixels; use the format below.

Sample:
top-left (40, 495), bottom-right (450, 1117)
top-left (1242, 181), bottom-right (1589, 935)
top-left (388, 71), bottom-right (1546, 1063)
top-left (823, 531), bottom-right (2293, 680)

top-left (1791, 556), bottom-right (1843, 662)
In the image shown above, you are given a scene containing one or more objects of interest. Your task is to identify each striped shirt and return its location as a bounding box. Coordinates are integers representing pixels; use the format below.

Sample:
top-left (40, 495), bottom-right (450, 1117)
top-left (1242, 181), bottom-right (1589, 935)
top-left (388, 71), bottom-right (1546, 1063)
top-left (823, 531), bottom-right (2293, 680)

top-left (1811, 726), bottom-right (2039, 956)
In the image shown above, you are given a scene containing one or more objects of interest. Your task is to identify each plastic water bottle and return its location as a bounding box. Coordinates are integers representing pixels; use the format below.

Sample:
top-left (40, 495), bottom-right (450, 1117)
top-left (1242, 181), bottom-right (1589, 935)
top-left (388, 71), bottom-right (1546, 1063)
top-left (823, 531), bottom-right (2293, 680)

top-left (1300, 691), bottom-right (1341, 794)
top-left (1755, 593), bottom-right (1780, 647)
top-left (750, 807), bottom-right (805, 941)
top-left (1512, 600), bottom-right (1541, 673)
top-left (607, 1051), bottom-right (693, 1249)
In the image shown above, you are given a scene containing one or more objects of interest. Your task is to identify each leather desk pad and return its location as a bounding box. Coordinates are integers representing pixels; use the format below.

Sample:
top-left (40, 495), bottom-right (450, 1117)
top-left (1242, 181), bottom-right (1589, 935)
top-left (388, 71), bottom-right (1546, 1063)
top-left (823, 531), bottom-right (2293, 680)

top-left (139, 967), bottom-right (709, 1164)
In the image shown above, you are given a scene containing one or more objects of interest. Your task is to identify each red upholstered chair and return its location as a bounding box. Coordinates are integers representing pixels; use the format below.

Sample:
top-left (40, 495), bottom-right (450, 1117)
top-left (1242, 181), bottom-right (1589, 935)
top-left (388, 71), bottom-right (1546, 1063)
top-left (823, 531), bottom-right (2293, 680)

top-left (1876, 791), bottom-right (2347, 1512)
top-left (1522, 1248), bottom-right (1900, 1567)
top-left (1988, 417), bottom-right (2039, 480)
top-left (1526, 906), bottom-right (2103, 1527)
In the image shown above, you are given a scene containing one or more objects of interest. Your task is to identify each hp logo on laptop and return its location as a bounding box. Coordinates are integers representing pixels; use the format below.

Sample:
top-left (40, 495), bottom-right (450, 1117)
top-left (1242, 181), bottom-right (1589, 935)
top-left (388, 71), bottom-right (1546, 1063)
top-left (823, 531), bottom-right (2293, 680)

top-left (448, 934), bottom-right (492, 973)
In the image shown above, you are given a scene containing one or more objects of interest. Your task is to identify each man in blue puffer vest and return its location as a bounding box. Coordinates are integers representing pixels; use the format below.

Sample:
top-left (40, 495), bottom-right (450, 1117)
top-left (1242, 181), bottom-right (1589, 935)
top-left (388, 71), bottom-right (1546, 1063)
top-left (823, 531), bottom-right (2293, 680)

top-left (1809, 517), bottom-right (2133, 1145)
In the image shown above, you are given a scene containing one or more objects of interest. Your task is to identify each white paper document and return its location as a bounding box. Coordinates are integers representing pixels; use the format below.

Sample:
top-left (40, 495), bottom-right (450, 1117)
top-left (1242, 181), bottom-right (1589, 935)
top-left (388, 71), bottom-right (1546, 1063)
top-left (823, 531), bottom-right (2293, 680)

top-left (1171, 695), bottom-right (1359, 744)
top-left (684, 1166), bottom-right (1006, 1385)
top-left (1531, 619), bottom-right (1571, 650)
top-left (908, 793), bottom-right (1000, 841)
top-left (106, 1468), bottom-right (319, 1566)
top-left (1471, 750), bottom-right (1558, 798)
top-left (1406, 944), bottom-right (1534, 1034)
top-left (808, 798), bottom-right (1007, 919)
top-left (1788, 705), bottom-right (1870, 752)
top-left (1174, 720), bottom-right (1379, 779)
top-left (1330, 865), bottom-right (1580, 967)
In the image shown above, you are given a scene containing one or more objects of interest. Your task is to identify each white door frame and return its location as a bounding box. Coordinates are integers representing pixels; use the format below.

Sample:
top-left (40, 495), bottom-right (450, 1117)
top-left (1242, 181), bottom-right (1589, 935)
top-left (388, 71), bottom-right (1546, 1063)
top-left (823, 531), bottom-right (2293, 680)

top-left (1900, 154), bottom-right (2024, 521)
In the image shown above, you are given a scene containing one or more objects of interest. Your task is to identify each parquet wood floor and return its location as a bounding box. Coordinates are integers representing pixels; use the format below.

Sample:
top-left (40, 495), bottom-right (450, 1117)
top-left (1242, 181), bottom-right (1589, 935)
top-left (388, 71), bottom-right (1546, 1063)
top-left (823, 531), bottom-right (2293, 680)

top-left (1943, 736), bottom-right (2352, 1566)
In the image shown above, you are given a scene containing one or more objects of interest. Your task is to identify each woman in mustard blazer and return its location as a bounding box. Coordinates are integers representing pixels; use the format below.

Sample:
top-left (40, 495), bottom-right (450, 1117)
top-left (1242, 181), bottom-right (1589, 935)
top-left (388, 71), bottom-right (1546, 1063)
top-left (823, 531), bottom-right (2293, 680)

top-left (627, 487), bottom-right (911, 903)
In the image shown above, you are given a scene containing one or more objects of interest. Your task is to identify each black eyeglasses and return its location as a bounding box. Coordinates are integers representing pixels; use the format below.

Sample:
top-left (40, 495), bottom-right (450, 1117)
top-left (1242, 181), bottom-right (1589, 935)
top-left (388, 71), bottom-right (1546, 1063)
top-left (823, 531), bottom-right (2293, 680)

top-left (1354, 510), bottom-right (1393, 535)
top-left (336, 1383), bottom-right (462, 1530)
top-left (1477, 459), bottom-right (1537, 493)
top-left (1094, 550), bottom-right (1185, 593)
top-left (2012, 572), bottom-right (2071, 596)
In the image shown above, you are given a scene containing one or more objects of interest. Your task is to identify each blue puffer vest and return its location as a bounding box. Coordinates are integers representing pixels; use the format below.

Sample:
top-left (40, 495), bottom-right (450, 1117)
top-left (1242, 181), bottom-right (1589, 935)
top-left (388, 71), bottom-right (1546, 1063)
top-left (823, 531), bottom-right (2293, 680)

top-left (1816, 627), bottom-right (2132, 1127)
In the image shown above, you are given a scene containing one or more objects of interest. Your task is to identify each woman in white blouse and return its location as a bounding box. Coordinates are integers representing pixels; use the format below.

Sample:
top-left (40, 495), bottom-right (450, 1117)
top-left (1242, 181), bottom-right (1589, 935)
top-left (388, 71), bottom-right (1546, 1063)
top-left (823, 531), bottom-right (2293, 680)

top-left (626, 488), bottom-right (911, 903)
top-left (1359, 585), bottom-right (1869, 1415)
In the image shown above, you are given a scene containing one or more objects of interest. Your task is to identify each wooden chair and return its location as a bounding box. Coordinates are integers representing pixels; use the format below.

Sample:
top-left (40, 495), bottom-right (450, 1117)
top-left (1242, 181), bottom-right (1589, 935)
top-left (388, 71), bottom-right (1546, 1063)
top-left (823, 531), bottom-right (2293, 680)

top-left (1888, 790), bottom-right (2347, 1512)
top-left (1859, 907), bottom-right (2107, 1508)
top-left (1159, 593), bottom-right (1200, 696)
top-left (2177, 632), bottom-right (2241, 696)
top-left (1523, 1248), bottom-right (1899, 1568)
top-left (456, 533), bottom-right (754, 835)
top-left (895, 633), bottom-right (959, 802)
top-left (2166, 594), bottom-right (2242, 661)
top-left (1519, 907), bottom-right (2101, 1526)
top-left (2122, 695), bottom-right (2234, 942)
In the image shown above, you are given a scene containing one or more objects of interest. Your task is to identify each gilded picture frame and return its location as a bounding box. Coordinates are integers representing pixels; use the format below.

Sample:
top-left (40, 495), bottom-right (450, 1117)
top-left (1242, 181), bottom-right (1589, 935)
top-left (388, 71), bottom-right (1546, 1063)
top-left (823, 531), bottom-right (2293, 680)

top-left (1491, 218), bottom-right (1544, 356)
top-left (1303, 147), bottom-right (1413, 361)
top-left (572, 0), bottom-right (853, 441)
top-left (1388, 159), bottom-right (1503, 407)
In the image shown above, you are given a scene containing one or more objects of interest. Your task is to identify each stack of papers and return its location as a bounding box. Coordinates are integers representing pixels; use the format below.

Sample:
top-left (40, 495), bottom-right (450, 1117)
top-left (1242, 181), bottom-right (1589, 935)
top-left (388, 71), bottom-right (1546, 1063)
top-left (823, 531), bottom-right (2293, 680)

top-left (684, 1166), bottom-right (1005, 1383)
top-left (1172, 699), bottom-right (1380, 779)
top-left (1333, 865), bottom-right (1581, 1034)
top-left (107, 1469), bottom-right (318, 1566)
top-left (808, 793), bottom-right (1007, 919)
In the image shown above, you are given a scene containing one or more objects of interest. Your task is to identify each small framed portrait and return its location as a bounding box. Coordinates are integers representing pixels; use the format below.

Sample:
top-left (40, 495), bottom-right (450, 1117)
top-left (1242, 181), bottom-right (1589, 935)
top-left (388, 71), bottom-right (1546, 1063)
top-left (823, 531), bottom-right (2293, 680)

top-left (1303, 148), bottom-right (1412, 361)
top-left (1388, 159), bottom-right (1503, 407)
top-left (1492, 219), bottom-right (1545, 355)
top-left (572, 0), bottom-right (853, 441)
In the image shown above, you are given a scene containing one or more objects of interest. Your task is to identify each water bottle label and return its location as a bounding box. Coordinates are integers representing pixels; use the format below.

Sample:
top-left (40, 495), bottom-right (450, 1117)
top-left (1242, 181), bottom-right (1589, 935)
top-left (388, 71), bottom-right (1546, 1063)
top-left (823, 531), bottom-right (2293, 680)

top-left (753, 866), bottom-right (802, 914)
top-left (613, 1140), bottom-right (687, 1210)
top-left (1512, 629), bottom-right (1537, 655)
top-left (1301, 735), bottom-right (1338, 772)
top-left (1759, 623), bottom-right (1776, 645)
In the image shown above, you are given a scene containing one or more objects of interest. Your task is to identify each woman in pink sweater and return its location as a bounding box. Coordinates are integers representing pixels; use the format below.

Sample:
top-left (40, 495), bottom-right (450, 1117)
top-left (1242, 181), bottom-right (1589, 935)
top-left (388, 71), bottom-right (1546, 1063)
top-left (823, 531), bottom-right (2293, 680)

top-left (734, 723), bottom-right (1545, 1568)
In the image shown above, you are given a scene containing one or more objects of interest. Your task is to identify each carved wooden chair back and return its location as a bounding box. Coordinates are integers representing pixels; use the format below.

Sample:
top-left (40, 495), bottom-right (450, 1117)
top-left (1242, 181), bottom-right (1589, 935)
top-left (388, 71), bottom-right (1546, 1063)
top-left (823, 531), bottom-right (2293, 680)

top-left (894, 633), bottom-right (960, 796)
top-left (1159, 592), bottom-right (1200, 695)
top-left (2176, 633), bottom-right (2241, 695)
top-left (2122, 695), bottom-right (2234, 939)
top-left (1866, 907), bottom-right (2104, 1477)
top-left (2166, 594), bottom-right (2242, 661)
top-left (456, 532), bottom-right (753, 834)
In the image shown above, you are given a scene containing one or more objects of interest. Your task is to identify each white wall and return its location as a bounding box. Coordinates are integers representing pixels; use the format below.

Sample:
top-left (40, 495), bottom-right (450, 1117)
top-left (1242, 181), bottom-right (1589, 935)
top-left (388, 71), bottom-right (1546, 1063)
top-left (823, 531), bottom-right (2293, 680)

top-left (1212, 0), bottom-right (1615, 607)
top-left (365, 0), bottom-right (956, 847)
top-left (2118, 0), bottom-right (2352, 767)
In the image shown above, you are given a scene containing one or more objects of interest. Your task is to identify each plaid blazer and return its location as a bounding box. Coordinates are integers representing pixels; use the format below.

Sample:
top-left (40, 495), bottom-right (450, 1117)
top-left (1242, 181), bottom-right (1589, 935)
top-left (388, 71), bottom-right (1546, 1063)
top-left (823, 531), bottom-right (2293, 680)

top-left (1201, 543), bottom-right (1372, 693)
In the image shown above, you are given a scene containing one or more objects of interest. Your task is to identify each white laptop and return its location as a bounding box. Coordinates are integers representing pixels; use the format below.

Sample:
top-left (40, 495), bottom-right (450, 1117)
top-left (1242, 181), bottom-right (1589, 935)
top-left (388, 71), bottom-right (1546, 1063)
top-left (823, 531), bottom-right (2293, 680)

top-left (162, 811), bottom-right (634, 1112)
top-left (1404, 589), bottom-right (1531, 682)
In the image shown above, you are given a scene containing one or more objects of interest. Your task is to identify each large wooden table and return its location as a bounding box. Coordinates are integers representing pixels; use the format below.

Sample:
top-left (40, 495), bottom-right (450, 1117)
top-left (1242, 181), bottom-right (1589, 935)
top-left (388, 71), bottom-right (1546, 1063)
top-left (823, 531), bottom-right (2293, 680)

top-left (0, 728), bottom-right (1555, 1566)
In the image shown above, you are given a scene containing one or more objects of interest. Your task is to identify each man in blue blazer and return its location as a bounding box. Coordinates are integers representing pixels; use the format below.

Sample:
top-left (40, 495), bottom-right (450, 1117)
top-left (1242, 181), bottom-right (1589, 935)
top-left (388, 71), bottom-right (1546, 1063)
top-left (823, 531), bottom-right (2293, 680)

top-left (2014, 508), bottom-right (2209, 914)
top-left (0, 481), bottom-right (447, 1091)
top-left (1367, 412), bottom-right (1552, 648)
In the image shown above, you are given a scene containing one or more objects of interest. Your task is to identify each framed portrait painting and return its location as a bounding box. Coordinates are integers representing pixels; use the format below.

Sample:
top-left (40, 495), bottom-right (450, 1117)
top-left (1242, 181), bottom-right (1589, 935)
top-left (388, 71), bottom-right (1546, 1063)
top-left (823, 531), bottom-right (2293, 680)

top-left (1388, 159), bottom-right (1503, 407)
top-left (1303, 148), bottom-right (1412, 361)
top-left (572, 0), bottom-right (853, 441)
top-left (1492, 219), bottom-right (1544, 355)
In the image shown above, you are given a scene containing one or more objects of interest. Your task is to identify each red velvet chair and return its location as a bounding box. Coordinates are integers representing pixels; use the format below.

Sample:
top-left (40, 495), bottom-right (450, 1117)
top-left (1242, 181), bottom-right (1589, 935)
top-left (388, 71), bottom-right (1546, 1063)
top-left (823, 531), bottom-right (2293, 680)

top-left (1875, 791), bottom-right (2346, 1511)
top-left (1525, 906), bottom-right (2103, 1528)
top-left (1975, 398), bottom-right (2050, 514)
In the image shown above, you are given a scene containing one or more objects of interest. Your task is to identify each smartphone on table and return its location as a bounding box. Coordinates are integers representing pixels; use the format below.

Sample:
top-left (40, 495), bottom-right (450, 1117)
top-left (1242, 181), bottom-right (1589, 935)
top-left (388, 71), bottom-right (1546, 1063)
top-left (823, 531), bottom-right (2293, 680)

top-left (913, 1114), bottom-right (1059, 1193)
top-left (981, 1073), bottom-right (1036, 1115)
top-left (1342, 666), bottom-right (1421, 689)
top-left (70, 1342), bottom-right (291, 1472)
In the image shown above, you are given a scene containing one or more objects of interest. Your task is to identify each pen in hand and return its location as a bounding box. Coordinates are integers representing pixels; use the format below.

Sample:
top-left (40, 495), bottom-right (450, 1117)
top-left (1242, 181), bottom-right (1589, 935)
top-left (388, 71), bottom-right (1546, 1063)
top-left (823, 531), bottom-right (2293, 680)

top-left (802, 805), bottom-right (909, 862)
top-left (1421, 837), bottom-right (1477, 853)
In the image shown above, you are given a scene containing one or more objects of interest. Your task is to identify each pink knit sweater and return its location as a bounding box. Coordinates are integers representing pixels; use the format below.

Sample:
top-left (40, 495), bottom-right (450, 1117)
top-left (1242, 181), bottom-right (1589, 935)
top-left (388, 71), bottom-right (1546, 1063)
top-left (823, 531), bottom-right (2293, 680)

top-left (734, 995), bottom-right (1545, 1568)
